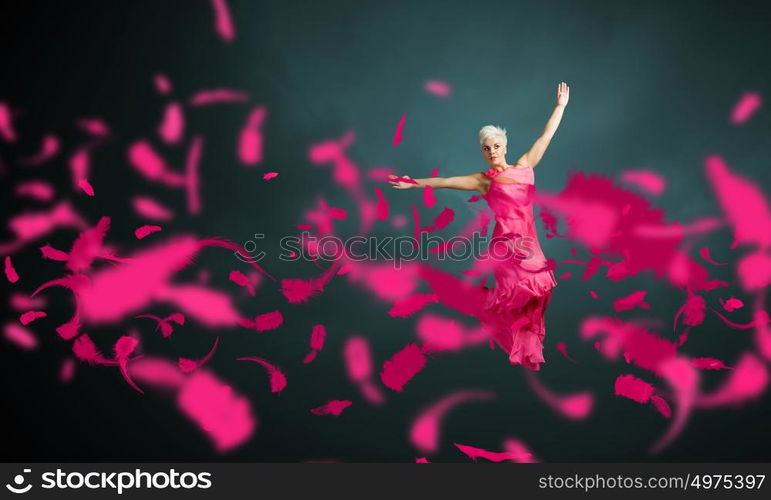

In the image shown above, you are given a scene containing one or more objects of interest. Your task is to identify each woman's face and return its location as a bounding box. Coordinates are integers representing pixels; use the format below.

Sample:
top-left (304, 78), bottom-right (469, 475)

top-left (481, 136), bottom-right (507, 167)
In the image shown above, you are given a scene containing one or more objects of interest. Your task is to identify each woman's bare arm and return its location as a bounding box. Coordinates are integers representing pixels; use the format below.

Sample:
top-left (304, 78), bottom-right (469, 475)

top-left (388, 173), bottom-right (487, 192)
top-left (517, 82), bottom-right (569, 168)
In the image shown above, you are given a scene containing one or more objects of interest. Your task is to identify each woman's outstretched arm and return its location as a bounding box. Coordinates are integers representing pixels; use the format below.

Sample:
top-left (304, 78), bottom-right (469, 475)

top-left (517, 81), bottom-right (570, 168)
top-left (388, 172), bottom-right (487, 192)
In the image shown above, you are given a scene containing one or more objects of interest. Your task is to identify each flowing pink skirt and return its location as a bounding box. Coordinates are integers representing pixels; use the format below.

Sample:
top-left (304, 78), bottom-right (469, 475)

top-left (480, 267), bottom-right (557, 370)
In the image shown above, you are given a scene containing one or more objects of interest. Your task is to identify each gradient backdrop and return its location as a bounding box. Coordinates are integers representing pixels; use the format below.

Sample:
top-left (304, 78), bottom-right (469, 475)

top-left (1, 0), bottom-right (771, 462)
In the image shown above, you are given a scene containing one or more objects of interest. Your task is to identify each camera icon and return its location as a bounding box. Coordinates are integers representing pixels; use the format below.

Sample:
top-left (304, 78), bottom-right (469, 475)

top-left (5, 469), bottom-right (32, 494)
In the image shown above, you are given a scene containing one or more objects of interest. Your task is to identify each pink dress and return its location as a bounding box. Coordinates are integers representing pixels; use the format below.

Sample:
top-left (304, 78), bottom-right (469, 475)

top-left (478, 164), bottom-right (557, 370)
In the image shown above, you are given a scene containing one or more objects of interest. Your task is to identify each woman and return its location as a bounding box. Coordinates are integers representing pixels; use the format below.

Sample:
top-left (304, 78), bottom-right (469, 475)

top-left (388, 82), bottom-right (569, 370)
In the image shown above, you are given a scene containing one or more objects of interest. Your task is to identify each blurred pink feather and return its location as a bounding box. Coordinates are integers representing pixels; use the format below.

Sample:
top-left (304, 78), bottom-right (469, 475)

top-left (210, 0), bottom-right (235, 42)
top-left (310, 400), bottom-right (352, 416)
top-left (424, 80), bottom-right (452, 97)
top-left (731, 92), bottom-right (762, 124)
top-left (19, 310), bottom-right (46, 325)
top-left (135, 225), bottom-right (162, 239)
top-left (4, 256), bottom-right (19, 283)
top-left (454, 443), bottom-right (532, 462)
top-left (380, 343), bottom-right (426, 392)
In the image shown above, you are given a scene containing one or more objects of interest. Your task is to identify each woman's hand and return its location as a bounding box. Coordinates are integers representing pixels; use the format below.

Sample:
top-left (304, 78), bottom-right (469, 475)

top-left (388, 174), bottom-right (416, 189)
top-left (556, 81), bottom-right (570, 107)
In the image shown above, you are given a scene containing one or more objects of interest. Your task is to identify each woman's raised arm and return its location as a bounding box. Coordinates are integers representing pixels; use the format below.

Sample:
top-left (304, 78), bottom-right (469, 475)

top-left (388, 172), bottom-right (487, 192)
top-left (517, 82), bottom-right (569, 168)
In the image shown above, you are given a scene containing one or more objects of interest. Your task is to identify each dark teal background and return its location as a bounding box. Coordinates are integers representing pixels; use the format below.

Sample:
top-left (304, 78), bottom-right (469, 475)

top-left (1, 0), bottom-right (770, 462)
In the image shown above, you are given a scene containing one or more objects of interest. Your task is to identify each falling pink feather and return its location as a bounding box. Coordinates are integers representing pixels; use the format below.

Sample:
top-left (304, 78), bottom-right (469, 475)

top-left (77, 179), bottom-right (95, 196)
top-left (251, 310), bottom-right (283, 332)
top-left (650, 394), bottom-right (672, 418)
top-left (0, 101), bottom-right (17, 141)
top-left (344, 335), bottom-right (384, 404)
top-left (613, 290), bottom-right (650, 312)
top-left (189, 89), bottom-right (249, 106)
top-left (179, 336), bottom-right (220, 373)
top-left (185, 135), bottom-right (203, 215)
top-left (380, 343), bottom-right (427, 392)
top-left (423, 185), bottom-right (436, 208)
top-left (303, 324), bottom-right (327, 364)
top-left (415, 457), bottom-right (430, 463)
top-left (524, 370), bottom-right (593, 420)
top-left (558, 271), bottom-right (571, 279)
top-left (711, 308), bottom-right (768, 330)
top-left (237, 356), bottom-right (287, 393)
top-left (16, 181), bottom-right (55, 202)
top-left (429, 207), bottom-right (454, 231)
top-left (114, 336), bottom-right (144, 393)
top-left (691, 357), bottom-right (732, 370)
top-left (19, 310), bottom-right (46, 325)
top-left (694, 352), bottom-right (767, 408)
top-left (158, 102), bottom-right (184, 144)
top-left (4, 256), bottom-right (19, 283)
top-left (229, 270), bottom-right (255, 295)
top-left (615, 374), bottom-right (654, 403)
top-left (67, 216), bottom-right (111, 272)
top-left (649, 358), bottom-right (698, 454)
top-left (736, 251), bottom-right (771, 293)
top-left (136, 313), bottom-right (185, 338)
top-left (673, 293), bottom-right (706, 331)
top-left (373, 187), bottom-right (389, 220)
top-left (9, 293), bottom-right (46, 311)
top-left (18, 134), bottom-right (59, 166)
top-left (720, 297), bottom-right (744, 312)
top-left (263, 172), bottom-right (278, 180)
top-left (310, 400), bottom-right (352, 416)
top-left (699, 246), bottom-right (727, 266)
top-left (345, 336), bottom-right (372, 382)
top-left (239, 106), bottom-right (266, 165)
top-left (392, 114), bottom-right (407, 147)
top-left (135, 225), bottom-right (162, 239)
top-left (388, 293), bottom-right (438, 318)
top-left (415, 313), bottom-right (487, 352)
top-left (705, 155), bottom-right (771, 249)
top-left (416, 264), bottom-right (486, 317)
top-left (424, 80), bottom-right (451, 98)
top-left (501, 438), bottom-right (540, 463)
top-left (556, 341), bottom-right (577, 363)
top-left (132, 196), bottom-right (174, 221)
top-left (410, 390), bottom-right (494, 453)
top-left (619, 169), bottom-right (666, 196)
top-left (60, 358), bottom-right (75, 383)
top-left (4, 323), bottom-right (38, 350)
top-left (176, 370), bottom-right (256, 453)
top-left (454, 443), bottom-right (532, 462)
top-left (69, 146), bottom-right (91, 190)
top-left (57, 309), bottom-right (82, 340)
top-left (128, 141), bottom-right (179, 183)
top-left (281, 259), bottom-right (340, 303)
top-left (731, 92), bottom-right (762, 124)
top-left (154, 74), bottom-right (172, 94)
top-left (209, 0), bottom-right (235, 42)
top-left (76, 117), bottom-right (110, 137)
top-left (72, 333), bottom-right (109, 365)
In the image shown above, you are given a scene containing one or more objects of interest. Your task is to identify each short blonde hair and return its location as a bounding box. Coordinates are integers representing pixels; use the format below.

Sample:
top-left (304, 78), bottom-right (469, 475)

top-left (478, 125), bottom-right (507, 147)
